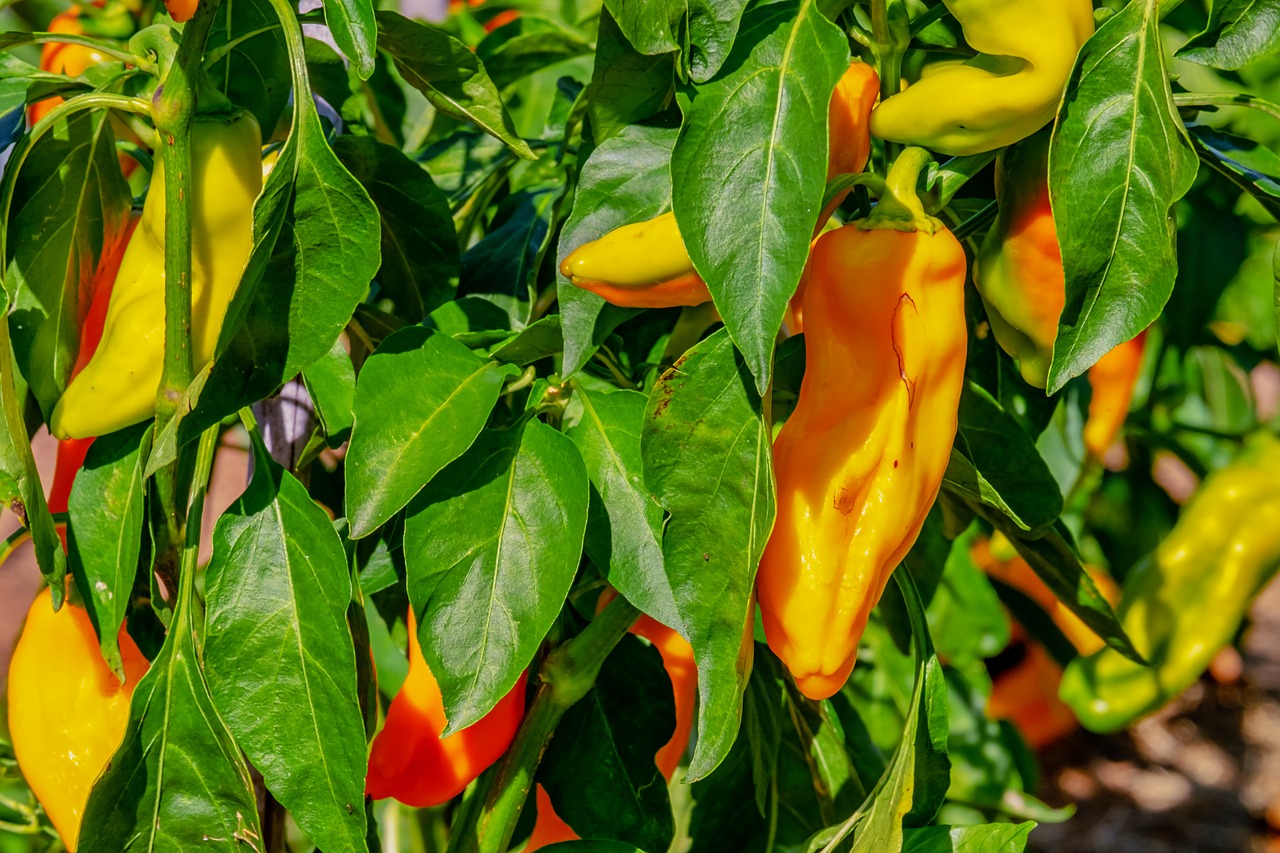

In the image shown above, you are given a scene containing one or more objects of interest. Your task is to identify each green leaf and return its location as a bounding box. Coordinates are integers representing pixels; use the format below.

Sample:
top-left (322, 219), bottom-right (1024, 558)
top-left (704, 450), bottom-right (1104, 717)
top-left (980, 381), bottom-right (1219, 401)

top-left (490, 315), bottom-right (563, 365)
top-left (79, 573), bottom-right (262, 851)
top-left (924, 527), bottom-right (1010, 668)
top-left (536, 843), bottom-right (646, 852)
top-left (346, 326), bottom-right (506, 538)
top-left (557, 124), bottom-right (676, 375)
top-left (476, 16), bottom-right (594, 89)
top-left (1046, 0), bottom-right (1198, 393)
top-left (539, 636), bottom-right (675, 851)
top-left (1188, 125), bottom-right (1280, 221)
top-left (333, 135), bottom-right (460, 318)
top-left (209, 0), bottom-right (290, 138)
top-left (204, 439), bottom-right (367, 853)
top-left (586, 9), bottom-right (675, 143)
top-left (902, 822), bottom-right (1035, 852)
top-left (944, 382), bottom-right (1063, 534)
top-left (601, 0), bottom-right (680, 55)
top-left (1176, 0), bottom-right (1280, 69)
top-left (403, 419), bottom-right (588, 731)
top-left (181, 63), bottom-right (381, 444)
top-left (686, 0), bottom-right (749, 82)
top-left (565, 386), bottom-right (676, 628)
top-left (671, 0), bottom-right (848, 394)
top-left (322, 0), bottom-right (376, 79)
top-left (6, 110), bottom-right (131, 417)
top-left (376, 11), bottom-right (535, 159)
top-left (301, 336), bottom-right (356, 447)
top-left (642, 329), bottom-right (775, 779)
top-left (67, 423), bottom-right (152, 680)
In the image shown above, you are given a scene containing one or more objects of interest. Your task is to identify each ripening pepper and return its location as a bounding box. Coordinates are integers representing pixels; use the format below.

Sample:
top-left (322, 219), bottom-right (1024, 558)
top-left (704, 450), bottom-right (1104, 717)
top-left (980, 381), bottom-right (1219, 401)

top-left (869, 0), bottom-right (1093, 155)
top-left (165, 0), bottom-right (198, 22)
top-left (1083, 331), bottom-right (1147, 460)
top-left (50, 111), bottom-right (262, 439)
top-left (524, 606), bottom-right (697, 850)
top-left (986, 635), bottom-right (1078, 749)
top-left (7, 587), bottom-right (149, 851)
top-left (758, 149), bottom-right (968, 700)
top-left (366, 609), bottom-right (526, 807)
top-left (28, 9), bottom-right (110, 127)
top-left (973, 129), bottom-right (1063, 388)
top-left (561, 60), bottom-right (878, 311)
top-left (1060, 435), bottom-right (1280, 732)
top-left (973, 533), bottom-right (1118, 657)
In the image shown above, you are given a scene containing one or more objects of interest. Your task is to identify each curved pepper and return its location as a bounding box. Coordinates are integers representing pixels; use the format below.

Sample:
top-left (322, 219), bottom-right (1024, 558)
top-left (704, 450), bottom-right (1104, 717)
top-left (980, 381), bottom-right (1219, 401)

top-left (7, 587), bottom-right (149, 851)
top-left (50, 112), bottom-right (262, 439)
top-left (1083, 331), bottom-right (1147, 460)
top-left (524, 606), bottom-right (696, 849)
top-left (1060, 435), bottom-right (1280, 732)
top-left (869, 0), bottom-right (1093, 155)
top-left (986, 634), bottom-right (1077, 749)
top-left (973, 129), bottom-right (1063, 388)
top-left (561, 60), bottom-right (878, 311)
top-left (758, 150), bottom-right (968, 700)
top-left (366, 609), bottom-right (526, 807)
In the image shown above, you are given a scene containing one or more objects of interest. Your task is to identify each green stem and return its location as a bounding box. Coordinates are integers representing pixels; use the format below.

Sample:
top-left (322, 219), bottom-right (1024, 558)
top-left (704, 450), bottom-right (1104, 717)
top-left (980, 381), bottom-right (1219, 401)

top-left (860, 146), bottom-right (937, 232)
top-left (201, 24), bottom-right (283, 67)
top-left (10, 33), bottom-right (150, 69)
top-left (463, 596), bottom-right (642, 853)
top-left (1173, 92), bottom-right (1280, 125)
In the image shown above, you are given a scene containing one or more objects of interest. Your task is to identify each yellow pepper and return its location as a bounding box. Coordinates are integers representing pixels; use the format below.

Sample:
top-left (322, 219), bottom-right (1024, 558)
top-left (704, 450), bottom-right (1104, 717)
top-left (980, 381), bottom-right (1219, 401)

top-left (757, 149), bottom-right (967, 700)
top-left (7, 587), bottom-right (149, 851)
top-left (1060, 435), bottom-right (1280, 732)
top-left (50, 112), bottom-right (262, 439)
top-left (869, 0), bottom-right (1093, 155)
top-left (561, 60), bottom-right (879, 311)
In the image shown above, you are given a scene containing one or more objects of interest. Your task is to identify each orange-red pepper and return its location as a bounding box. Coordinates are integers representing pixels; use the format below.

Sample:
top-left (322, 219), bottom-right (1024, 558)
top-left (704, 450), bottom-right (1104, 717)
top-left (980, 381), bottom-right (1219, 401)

top-left (986, 634), bottom-right (1078, 749)
top-left (1083, 332), bottom-right (1147, 461)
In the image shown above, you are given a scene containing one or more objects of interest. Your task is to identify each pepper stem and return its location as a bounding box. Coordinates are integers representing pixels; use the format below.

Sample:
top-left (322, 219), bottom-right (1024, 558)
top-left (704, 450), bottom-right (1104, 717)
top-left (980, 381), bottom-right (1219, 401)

top-left (860, 146), bottom-right (940, 233)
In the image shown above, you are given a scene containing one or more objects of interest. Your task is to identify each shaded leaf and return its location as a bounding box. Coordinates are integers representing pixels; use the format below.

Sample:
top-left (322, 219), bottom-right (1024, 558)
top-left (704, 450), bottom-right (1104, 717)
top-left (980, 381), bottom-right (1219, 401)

top-left (1176, 0), bottom-right (1280, 69)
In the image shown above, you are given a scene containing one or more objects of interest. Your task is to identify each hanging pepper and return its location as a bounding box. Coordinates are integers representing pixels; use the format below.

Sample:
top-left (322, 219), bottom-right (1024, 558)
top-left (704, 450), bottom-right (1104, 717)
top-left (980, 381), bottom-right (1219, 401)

top-left (7, 587), bottom-right (150, 852)
top-left (986, 633), bottom-right (1078, 749)
top-left (869, 0), bottom-right (1093, 155)
top-left (1060, 435), bottom-right (1280, 732)
top-left (758, 148), bottom-right (968, 700)
top-left (524, 604), bottom-right (697, 850)
top-left (365, 609), bottom-right (526, 807)
top-left (560, 60), bottom-right (878, 311)
top-left (1083, 331), bottom-right (1147, 460)
top-left (972, 129), bottom-right (1063, 388)
top-left (50, 111), bottom-right (262, 439)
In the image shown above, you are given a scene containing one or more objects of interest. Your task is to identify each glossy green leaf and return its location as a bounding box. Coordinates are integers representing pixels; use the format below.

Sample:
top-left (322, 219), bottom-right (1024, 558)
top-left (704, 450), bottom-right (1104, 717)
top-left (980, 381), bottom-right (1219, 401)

top-left (586, 9), bottom-right (674, 143)
top-left (686, 0), bottom-right (749, 82)
top-left (377, 11), bottom-right (535, 159)
top-left (539, 636), bottom-right (675, 851)
top-left (490, 315), bottom-right (563, 365)
top-left (333, 135), bottom-right (459, 319)
top-left (321, 0), bottom-right (376, 79)
top-left (346, 326), bottom-right (506, 538)
top-left (1047, 0), bottom-right (1198, 392)
top-left (557, 123), bottom-right (675, 376)
top-left (642, 329), bottom-right (775, 779)
top-left (204, 439), bottom-right (367, 853)
top-left (404, 419), bottom-right (588, 732)
top-left (1189, 125), bottom-right (1280, 221)
top-left (566, 385), bottom-right (675, 628)
top-left (924, 527), bottom-right (1010, 668)
top-left (902, 821), bottom-right (1035, 852)
top-left (1176, 0), bottom-right (1280, 69)
top-left (477, 16), bottom-right (594, 89)
top-left (601, 0), bottom-right (680, 55)
top-left (671, 0), bottom-right (848, 394)
top-left (67, 423), bottom-right (151, 680)
top-left (301, 336), bottom-right (356, 447)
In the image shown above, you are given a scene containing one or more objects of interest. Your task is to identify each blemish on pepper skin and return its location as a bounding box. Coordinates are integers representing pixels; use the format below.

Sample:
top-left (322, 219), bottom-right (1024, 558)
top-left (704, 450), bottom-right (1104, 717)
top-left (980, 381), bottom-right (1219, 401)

top-left (834, 487), bottom-right (857, 515)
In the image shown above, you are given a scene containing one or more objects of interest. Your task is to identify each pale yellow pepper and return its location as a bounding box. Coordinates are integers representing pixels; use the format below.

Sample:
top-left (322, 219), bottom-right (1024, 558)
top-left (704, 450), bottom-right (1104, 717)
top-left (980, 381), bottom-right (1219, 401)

top-left (870, 0), bottom-right (1094, 155)
top-left (50, 112), bottom-right (262, 439)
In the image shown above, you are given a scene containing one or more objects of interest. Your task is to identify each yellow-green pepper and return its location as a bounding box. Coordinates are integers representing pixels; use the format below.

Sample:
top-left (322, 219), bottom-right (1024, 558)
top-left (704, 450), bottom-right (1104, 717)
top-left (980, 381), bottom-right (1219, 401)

top-left (49, 112), bottom-right (262, 439)
top-left (1060, 435), bottom-right (1280, 732)
top-left (869, 0), bottom-right (1093, 155)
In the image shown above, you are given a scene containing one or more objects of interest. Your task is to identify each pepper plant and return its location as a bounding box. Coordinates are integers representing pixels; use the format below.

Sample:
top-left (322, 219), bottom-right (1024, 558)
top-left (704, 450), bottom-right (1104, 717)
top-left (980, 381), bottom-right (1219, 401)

top-left (0, 0), bottom-right (1278, 850)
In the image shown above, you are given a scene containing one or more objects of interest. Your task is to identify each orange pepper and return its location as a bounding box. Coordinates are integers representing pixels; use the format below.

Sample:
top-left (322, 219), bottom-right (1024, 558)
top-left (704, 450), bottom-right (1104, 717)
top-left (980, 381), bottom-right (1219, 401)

top-left (1083, 331), bottom-right (1147, 461)
top-left (365, 609), bottom-right (526, 807)
top-left (28, 10), bottom-right (107, 127)
top-left (7, 586), bottom-right (149, 851)
top-left (986, 635), bottom-right (1077, 749)
top-left (165, 0), bottom-right (198, 23)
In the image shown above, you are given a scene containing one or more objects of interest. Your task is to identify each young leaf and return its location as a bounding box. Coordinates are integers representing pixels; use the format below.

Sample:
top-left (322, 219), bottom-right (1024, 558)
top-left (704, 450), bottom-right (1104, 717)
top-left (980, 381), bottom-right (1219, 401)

top-left (643, 329), bottom-right (775, 779)
top-left (204, 440), bottom-right (368, 852)
top-left (345, 326), bottom-right (507, 538)
top-left (67, 423), bottom-right (152, 679)
top-left (333, 135), bottom-right (460, 319)
top-left (403, 418), bottom-right (589, 732)
top-left (539, 636), bottom-right (676, 851)
top-left (1176, 0), bottom-right (1280, 69)
top-left (556, 124), bottom-right (675, 376)
top-left (1047, 0), bottom-right (1198, 392)
top-left (321, 0), bottom-right (376, 80)
top-left (671, 0), bottom-right (848, 394)
top-left (78, 572), bottom-right (261, 851)
top-left (376, 11), bottom-right (535, 159)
